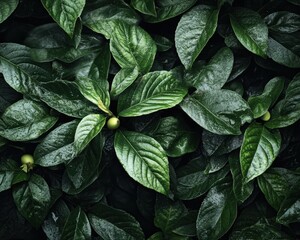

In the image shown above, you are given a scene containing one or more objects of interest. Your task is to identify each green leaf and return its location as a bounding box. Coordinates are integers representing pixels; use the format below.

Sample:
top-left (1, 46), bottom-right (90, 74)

top-left (240, 123), bottom-right (281, 183)
top-left (171, 211), bottom-right (197, 237)
top-left (110, 22), bottom-right (157, 74)
top-left (76, 77), bottom-right (111, 114)
top-left (248, 76), bottom-right (285, 118)
top-left (265, 11), bottom-right (300, 33)
top-left (180, 90), bottom-right (252, 135)
top-left (229, 153), bottom-right (254, 203)
top-left (144, 0), bottom-right (197, 23)
top-left (0, 43), bottom-right (50, 97)
top-left (0, 0), bottom-right (18, 23)
top-left (40, 80), bottom-right (97, 118)
top-left (204, 155), bottom-right (228, 174)
top-left (184, 47), bottom-right (234, 90)
top-left (82, 1), bottom-right (140, 39)
top-left (114, 130), bottom-right (170, 195)
top-left (41, 0), bottom-right (85, 37)
top-left (88, 203), bottom-right (145, 240)
top-left (12, 174), bottom-right (51, 228)
top-left (34, 120), bottom-right (79, 167)
top-left (287, 0), bottom-right (300, 6)
top-left (258, 168), bottom-right (292, 210)
top-left (63, 134), bottom-right (104, 194)
top-left (152, 35), bottom-right (173, 52)
top-left (131, 0), bottom-right (156, 16)
top-left (61, 206), bottom-right (91, 240)
top-left (266, 73), bottom-right (300, 128)
top-left (118, 71), bottom-right (187, 117)
top-left (176, 157), bottom-right (229, 200)
top-left (110, 67), bottom-right (139, 97)
top-left (146, 116), bottom-right (199, 157)
top-left (196, 181), bottom-right (237, 240)
top-left (74, 114), bottom-right (106, 154)
top-left (228, 57), bottom-right (251, 82)
top-left (0, 159), bottom-right (18, 192)
top-left (0, 99), bottom-right (58, 141)
top-left (175, 5), bottom-right (219, 69)
top-left (267, 34), bottom-right (300, 68)
top-left (230, 8), bottom-right (268, 57)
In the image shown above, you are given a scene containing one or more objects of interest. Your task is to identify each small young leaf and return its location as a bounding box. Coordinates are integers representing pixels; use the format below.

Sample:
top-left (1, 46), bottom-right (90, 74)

top-left (230, 8), bottom-right (268, 57)
top-left (175, 5), bottom-right (219, 69)
top-left (240, 123), bottom-right (281, 182)
top-left (114, 130), bottom-right (170, 195)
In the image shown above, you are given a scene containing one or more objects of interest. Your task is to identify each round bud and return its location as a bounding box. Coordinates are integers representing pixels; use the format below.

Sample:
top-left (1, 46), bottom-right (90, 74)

top-left (107, 117), bottom-right (120, 130)
top-left (21, 154), bottom-right (34, 164)
top-left (261, 111), bottom-right (271, 121)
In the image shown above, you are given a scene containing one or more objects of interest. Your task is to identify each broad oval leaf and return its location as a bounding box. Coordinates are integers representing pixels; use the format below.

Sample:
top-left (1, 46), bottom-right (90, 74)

top-left (74, 114), bottom-right (106, 154)
top-left (88, 203), bottom-right (145, 240)
top-left (118, 71), bottom-right (187, 117)
top-left (266, 73), bottom-right (300, 128)
top-left (12, 174), bottom-right (51, 228)
top-left (240, 123), bottom-right (281, 183)
top-left (175, 5), bottom-right (219, 69)
top-left (196, 181), bottom-right (237, 240)
top-left (144, 0), bottom-right (197, 23)
top-left (0, 0), bottom-right (18, 23)
top-left (40, 80), bottom-right (97, 118)
top-left (265, 11), bottom-right (300, 33)
top-left (110, 22), bottom-right (157, 74)
top-left (114, 130), bottom-right (170, 195)
top-left (41, 0), bottom-right (85, 37)
top-left (230, 8), bottom-right (268, 57)
top-left (131, 0), bottom-right (156, 17)
top-left (180, 90), bottom-right (252, 135)
top-left (184, 47), bottom-right (234, 90)
top-left (0, 99), bottom-right (58, 141)
top-left (61, 206), bottom-right (91, 240)
top-left (34, 120), bottom-right (79, 167)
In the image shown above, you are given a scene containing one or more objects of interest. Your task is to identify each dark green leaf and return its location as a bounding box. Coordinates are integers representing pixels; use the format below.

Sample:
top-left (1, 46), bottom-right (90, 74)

top-left (12, 174), bottom-right (51, 228)
top-left (131, 0), bottom-right (156, 16)
top-left (61, 206), bottom-right (91, 240)
top-left (153, 35), bottom-right (173, 52)
top-left (41, 0), bottom-right (85, 37)
top-left (196, 181), bottom-right (237, 240)
top-left (0, 99), bottom-right (58, 141)
top-left (184, 47), bottom-right (234, 90)
top-left (228, 57), bottom-right (251, 82)
top-left (204, 155), bottom-right (228, 174)
top-left (265, 11), bottom-right (300, 33)
top-left (180, 90), bottom-right (252, 135)
top-left (175, 5), bottom-right (219, 69)
top-left (240, 123), bottom-right (281, 182)
top-left (287, 0), bottom-right (300, 6)
top-left (118, 71), bottom-right (187, 117)
top-left (34, 120), bottom-right (79, 167)
top-left (230, 8), bottom-right (268, 57)
top-left (144, 0), bottom-right (197, 23)
top-left (0, 0), bottom-right (18, 23)
top-left (114, 130), bottom-right (170, 195)
top-left (0, 159), bottom-right (18, 192)
top-left (146, 116), bottom-right (199, 157)
top-left (110, 22), bottom-right (157, 74)
top-left (266, 73), bottom-right (300, 128)
top-left (171, 211), bottom-right (197, 237)
top-left (88, 203), bottom-right (145, 240)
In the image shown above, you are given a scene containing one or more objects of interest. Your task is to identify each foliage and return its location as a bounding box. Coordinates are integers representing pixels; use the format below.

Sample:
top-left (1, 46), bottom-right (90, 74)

top-left (0, 0), bottom-right (300, 239)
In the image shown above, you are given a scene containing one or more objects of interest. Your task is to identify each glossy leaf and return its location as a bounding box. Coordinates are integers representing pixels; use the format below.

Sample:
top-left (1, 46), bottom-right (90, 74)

top-left (0, 159), bottom-right (18, 192)
top-left (0, 99), bottom-right (58, 141)
top-left (74, 114), bottom-right (106, 154)
top-left (131, 0), bottom-right (156, 16)
top-left (12, 174), bottom-right (51, 228)
top-left (196, 181), bottom-right (237, 240)
top-left (184, 47), bottom-right (234, 91)
top-left (180, 90), bottom-right (252, 135)
top-left (110, 22), bottom-right (156, 74)
top-left (144, 0), bottom-right (197, 23)
top-left (175, 5), bottom-right (219, 69)
top-left (240, 123), bottom-right (281, 182)
top-left (41, 0), bottom-right (85, 37)
top-left (0, 0), bottom-right (18, 23)
top-left (248, 76), bottom-right (285, 118)
top-left (110, 67), bottom-right (139, 97)
top-left (40, 80), bottom-right (97, 118)
top-left (61, 207), bottom-right (91, 240)
top-left (88, 203), bottom-right (145, 240)
top-left (265, 11), bottom-right (300, 33)
top-left (114, 130), bottom-right (169, 195)
top-left (34, 120), bottom-right (79, 167)
top-left (266, 73), bottom-right (300, 128)
top-left (118, 71), bottom-right (187, 117)
top-left (230, 8), bottom-right (268, 57)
